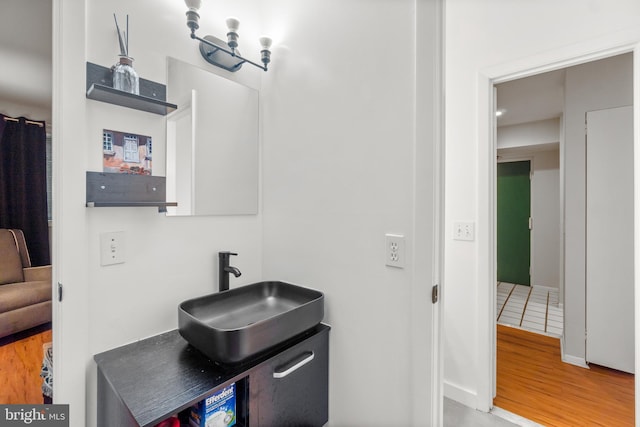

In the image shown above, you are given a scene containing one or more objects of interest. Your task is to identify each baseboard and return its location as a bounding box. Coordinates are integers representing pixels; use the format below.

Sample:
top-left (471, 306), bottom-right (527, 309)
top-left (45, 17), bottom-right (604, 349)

top-left (491, 406), bottom-right (545, 427)
top-left (560, 336), bottom-right (589, 369)
top-left (444, 380), bottom-right (477, 409)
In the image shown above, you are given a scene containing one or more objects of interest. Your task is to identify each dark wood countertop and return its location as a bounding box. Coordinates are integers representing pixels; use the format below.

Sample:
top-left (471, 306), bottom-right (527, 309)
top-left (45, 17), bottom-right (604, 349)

top-left (94, 324), bottom-right (329, 427)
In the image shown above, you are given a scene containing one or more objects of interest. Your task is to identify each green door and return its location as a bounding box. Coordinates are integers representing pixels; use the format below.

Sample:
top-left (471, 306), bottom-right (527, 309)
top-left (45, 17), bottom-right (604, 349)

top-left (497, 161), bottom-right (531, 286)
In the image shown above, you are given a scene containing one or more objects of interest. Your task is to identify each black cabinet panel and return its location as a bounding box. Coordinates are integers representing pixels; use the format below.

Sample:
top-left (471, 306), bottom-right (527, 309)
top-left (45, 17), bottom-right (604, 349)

top-left (253, 328), bottom-right (329, 426)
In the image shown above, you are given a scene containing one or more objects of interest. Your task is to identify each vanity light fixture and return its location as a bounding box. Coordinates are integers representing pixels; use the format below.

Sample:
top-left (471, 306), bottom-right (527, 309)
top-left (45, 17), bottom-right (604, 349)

top-left (184, 0), bottom-right (272, 72)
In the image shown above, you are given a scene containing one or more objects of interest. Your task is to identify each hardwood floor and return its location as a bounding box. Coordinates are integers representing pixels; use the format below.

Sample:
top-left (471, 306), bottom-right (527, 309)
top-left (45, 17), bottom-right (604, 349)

top-left (494, 324), bottom-right (634, 426)
top-left (0, 325), bottom-right (52, 404)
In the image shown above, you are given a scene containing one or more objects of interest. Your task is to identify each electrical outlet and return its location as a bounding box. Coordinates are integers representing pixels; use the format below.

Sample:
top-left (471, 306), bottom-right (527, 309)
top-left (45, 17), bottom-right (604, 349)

top-left (453, 222), bottom-right (475, 241)
top-left (385, 234), bottom-right (406, 268)
top-left (100, 231), bottom-right (126, 266)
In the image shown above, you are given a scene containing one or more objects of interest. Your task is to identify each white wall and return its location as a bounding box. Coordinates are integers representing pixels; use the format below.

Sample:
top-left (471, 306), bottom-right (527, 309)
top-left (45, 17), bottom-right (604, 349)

top-left (497, 119), bottom-right (559, 150)
top-left (0, 33), bottom-right (52, 124)
top-left (444, 0), bottom-right (640, 411)
top-left (0, 0), bottom-right (51, 120)
top-left (260, 0), bottom-right (442, 425)
top-left (54, 0), bottom-right (442, 426)
top-left (83, 0), bottom-right (265, 349)
top-left (0, 102), bottom-right (51, 125)
top-left (531, 149), bottom-right (560, 289)
top-left (55, 0), bottom-right (264, 425)
top-left (563, 53), bottom-right (632, 360)
top-left (0, 53), bottom-right (51, 123)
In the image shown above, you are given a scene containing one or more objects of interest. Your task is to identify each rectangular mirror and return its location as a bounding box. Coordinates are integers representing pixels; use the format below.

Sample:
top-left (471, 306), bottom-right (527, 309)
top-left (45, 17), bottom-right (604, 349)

top-left (166, 57), bottom-right (259, 216)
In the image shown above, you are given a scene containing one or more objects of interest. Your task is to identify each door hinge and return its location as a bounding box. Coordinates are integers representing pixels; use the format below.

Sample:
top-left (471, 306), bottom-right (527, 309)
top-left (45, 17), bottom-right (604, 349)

top-left (432, 284), bottom-right (439, 304)
top-left (529, 217), bottom-right (532, 229)
top-left (57, 282), bottom-right (63, 302)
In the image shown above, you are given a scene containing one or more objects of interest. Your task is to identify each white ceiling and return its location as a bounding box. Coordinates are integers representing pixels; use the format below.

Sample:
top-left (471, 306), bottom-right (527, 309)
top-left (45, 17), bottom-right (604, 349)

top-left (0, 0), bottom-right (51, 59)
top-left (0, 0), bottom-right (52, 109)
top-left (496, 68), bottom-right (566, 128)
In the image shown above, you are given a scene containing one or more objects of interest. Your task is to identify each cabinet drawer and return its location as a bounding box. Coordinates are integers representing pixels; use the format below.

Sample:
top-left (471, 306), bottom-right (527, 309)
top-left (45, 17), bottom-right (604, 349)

top-left (251, 327), bottom-right (329, 426)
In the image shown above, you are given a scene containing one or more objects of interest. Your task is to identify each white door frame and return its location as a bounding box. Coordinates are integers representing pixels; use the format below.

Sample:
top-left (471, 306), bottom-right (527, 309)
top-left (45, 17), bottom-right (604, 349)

top-left (52, 0), bottom-right (90, 424)
top-left (476, 36), bottom-right (640, 419)
top-left (414, 0), bottom-right (445, 424)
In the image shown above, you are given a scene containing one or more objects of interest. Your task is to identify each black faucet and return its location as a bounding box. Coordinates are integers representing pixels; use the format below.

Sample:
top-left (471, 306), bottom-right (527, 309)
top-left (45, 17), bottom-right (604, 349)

top-left (219, 251), bottom-right (241, 292)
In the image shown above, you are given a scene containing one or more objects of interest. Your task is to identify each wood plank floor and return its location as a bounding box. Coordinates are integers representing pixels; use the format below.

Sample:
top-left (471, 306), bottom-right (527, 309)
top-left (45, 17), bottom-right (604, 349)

top-left (0, 325), bottom-right (52, 404)
top-left (494, 324), bottom-right (634, 426)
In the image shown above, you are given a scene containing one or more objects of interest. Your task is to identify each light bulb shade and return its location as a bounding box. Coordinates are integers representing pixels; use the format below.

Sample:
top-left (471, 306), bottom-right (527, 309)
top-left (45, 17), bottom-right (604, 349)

top-left (184, 0), bottom-right (202, 11)
top-left (259, 36), bottom-right (272, 51)
top-left (226, 17), bottom-right (240, 33)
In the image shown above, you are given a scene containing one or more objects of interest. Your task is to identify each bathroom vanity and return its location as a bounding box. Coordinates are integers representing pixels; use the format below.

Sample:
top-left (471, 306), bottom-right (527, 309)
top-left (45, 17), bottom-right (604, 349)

top-left (94, 324), bottom-right (329, 427)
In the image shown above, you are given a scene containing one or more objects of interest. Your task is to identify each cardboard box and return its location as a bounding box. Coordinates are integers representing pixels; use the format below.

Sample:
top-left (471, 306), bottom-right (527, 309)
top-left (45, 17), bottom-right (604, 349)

top-left (189, 383), bottom-right (236, 427)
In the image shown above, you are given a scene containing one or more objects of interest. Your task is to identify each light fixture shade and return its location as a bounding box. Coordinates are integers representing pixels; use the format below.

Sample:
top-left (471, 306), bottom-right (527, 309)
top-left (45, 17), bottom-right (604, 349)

top-left (184, 0), bottom-right (202, 11)
top-left (259, 36), bottom-right (272, 69)
top-left (259, 36), bottom-right (272, 50)
top-left (226, 17), bottom-right (240, 33)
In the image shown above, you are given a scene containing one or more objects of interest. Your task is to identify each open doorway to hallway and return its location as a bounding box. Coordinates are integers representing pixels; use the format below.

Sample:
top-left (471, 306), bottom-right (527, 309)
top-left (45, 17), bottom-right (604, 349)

top-left (491, 52), bottom-right (635, 425)
top-left (495, 144), bottom-right (563, 337)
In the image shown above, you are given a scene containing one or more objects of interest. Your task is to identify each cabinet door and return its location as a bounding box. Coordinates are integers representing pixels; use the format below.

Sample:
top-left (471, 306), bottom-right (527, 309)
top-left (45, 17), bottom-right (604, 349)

top-left (253, 329), bottom-right (329, 427)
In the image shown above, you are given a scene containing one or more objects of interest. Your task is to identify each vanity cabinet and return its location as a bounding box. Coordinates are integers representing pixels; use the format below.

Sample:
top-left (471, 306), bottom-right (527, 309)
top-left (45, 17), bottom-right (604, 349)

top-left (94, 324), bottom-right (329, 427)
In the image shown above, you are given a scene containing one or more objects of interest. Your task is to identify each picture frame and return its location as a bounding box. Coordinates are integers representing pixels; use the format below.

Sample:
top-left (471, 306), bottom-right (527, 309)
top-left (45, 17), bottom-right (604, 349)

top-left (102, 128), bottom-right (152, 175)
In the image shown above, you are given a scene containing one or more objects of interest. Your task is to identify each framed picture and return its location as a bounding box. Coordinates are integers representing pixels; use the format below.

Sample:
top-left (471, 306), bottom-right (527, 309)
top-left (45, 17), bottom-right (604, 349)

top-left (102, 128), bottom-right (152, 175)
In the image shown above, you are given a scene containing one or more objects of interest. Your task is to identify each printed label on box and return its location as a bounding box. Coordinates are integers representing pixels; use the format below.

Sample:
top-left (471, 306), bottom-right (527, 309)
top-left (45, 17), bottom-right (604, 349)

top-left (189, 383), bottom-right (236, 427)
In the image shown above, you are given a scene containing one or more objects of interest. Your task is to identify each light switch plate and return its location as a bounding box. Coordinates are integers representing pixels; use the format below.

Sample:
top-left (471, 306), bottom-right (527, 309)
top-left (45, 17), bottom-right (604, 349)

top-left (100, 231), bottom-right (125, 266)
top-left (453, 222), bottom-right (475, 241)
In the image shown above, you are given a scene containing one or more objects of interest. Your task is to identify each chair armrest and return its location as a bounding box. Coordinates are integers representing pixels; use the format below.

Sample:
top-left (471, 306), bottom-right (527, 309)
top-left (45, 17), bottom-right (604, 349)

top-left (23, 265), bottom-right (52, 282)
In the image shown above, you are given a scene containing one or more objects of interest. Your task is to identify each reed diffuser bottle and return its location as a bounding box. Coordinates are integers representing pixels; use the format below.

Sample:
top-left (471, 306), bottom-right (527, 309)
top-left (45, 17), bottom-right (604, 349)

top-left (113, 55), bottom-right (139, 94)
top-left (112, 14), bottom-right (139, 95)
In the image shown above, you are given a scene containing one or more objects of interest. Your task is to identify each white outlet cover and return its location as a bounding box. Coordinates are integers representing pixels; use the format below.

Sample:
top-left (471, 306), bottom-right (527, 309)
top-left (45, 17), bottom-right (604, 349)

top-left (100, 231), bottom-right (126, 266)
top-left (385, 233), bottom-right (406, 268)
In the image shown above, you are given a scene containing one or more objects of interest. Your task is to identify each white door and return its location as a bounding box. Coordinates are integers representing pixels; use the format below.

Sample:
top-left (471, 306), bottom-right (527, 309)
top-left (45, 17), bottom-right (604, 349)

top-left (586, 105), bottom-right (634, 374)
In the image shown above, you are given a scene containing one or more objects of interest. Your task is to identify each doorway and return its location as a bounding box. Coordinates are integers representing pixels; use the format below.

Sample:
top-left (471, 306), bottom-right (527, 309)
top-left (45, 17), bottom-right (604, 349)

top-left (497, 160), bottom-right (531, 286)
top-left (489, 52), bottom-right (635, 424)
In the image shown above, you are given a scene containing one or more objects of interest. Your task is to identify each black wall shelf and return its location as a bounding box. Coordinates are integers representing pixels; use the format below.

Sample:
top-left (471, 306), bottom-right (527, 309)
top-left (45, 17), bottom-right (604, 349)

top-left (86, 172), bottom-right (177, 213)
top-left (86, 62), bottom-right (177, 115)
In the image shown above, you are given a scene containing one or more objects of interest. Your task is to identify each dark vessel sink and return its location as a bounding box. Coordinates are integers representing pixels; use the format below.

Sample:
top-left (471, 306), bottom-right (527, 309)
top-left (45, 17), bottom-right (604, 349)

top-left (178, 281), bottom-right (324, 364)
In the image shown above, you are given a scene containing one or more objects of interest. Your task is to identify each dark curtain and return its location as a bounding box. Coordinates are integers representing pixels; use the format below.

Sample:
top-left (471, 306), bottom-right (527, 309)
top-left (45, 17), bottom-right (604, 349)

top-left (0, 115), bottom-right (50, 266)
